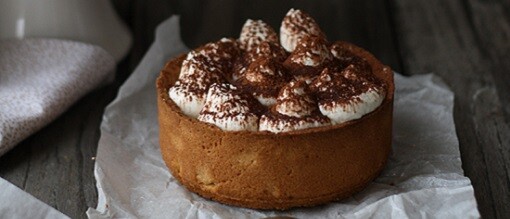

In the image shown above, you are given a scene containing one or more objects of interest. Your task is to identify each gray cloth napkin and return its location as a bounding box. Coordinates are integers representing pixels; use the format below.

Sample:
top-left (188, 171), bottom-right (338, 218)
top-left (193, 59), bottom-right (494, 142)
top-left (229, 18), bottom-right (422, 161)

top-left (0, 38), bottom-right (115, 156)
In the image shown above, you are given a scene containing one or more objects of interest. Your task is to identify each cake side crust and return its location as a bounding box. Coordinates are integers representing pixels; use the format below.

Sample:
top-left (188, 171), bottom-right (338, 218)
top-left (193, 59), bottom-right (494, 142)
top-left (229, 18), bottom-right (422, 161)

top-left (157, 42), bottom-right (394, 210)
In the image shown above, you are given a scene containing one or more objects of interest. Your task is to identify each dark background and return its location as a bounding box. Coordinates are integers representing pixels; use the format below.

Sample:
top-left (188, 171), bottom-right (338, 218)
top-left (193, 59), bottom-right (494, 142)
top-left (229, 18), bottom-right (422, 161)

top-left (1, 0), bottom-right (509, 218)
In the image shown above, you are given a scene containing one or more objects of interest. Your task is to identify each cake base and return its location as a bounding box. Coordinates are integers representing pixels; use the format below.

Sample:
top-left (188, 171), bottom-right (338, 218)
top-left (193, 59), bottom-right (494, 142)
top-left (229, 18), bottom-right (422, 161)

top-left (156, 41), bottom-right (394, 210)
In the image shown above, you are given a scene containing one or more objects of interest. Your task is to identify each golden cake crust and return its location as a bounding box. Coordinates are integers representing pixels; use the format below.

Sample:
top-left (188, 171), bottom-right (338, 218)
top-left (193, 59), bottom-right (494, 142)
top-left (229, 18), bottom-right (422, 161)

top-left (157, 41), bottom-right (394, 210)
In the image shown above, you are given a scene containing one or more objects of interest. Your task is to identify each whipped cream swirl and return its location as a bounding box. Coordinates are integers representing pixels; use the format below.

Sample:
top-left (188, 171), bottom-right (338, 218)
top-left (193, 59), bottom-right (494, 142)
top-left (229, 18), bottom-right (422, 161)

top-left (198, 83), bottom-right (260, 131)
top-left (286, 36), bottom-right (333, 67)
top-left (168, 9), bottom-right (388, 133)
top-left (235, 58), bottom-right (289, 106)
top-left (280, 9), bottom-right (326, 52)
top-left (260, 80), bottom-right (330, 133)
top-left (239, 19), bottom-right (279, 52)
top-left (311, 67), bottom-right (386, 124)
top-left (168, 39), bottom-right (238, 117)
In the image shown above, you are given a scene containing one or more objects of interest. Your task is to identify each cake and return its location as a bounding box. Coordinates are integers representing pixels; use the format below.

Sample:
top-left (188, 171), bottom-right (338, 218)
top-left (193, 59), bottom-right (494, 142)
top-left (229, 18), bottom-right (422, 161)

top-left (156, 9), bottom-right (394, 210)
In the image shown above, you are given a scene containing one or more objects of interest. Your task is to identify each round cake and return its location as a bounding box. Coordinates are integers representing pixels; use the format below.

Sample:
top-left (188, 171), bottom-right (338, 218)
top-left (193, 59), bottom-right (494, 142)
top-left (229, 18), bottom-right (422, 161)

top-left (157, 9), bottom-right (394, 210)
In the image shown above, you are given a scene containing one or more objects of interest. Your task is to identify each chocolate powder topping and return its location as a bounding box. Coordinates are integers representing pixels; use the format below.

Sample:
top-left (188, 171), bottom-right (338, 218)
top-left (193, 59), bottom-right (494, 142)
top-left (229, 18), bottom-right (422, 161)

top-left (261, 111), bottom-right (330, 127)
top-left (232, 42), bottom-right (288, 81)
top-left (245, 42), bottom-right (288, 63)
top-left (199, 83), bottom-right (266, 122)
top-left (171, 9), bottom-right (386, 129)
top-left (234, 57), bottom-right (291, 98)
top-left (239, 19), bottom-right (279, 52)
top-left (281, 9), bottom-right (327, 44)
top-left (310, 67), bottom-right (385, 108)
top-left (283, 36), bottom-right (334, 78)
top-left (274, 80), bottom-right (321, 118)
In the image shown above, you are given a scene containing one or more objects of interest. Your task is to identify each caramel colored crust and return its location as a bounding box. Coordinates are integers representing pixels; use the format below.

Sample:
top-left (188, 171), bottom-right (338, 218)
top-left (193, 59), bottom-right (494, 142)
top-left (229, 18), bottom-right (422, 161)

top-left (156, 41), bottom-right (394, 210)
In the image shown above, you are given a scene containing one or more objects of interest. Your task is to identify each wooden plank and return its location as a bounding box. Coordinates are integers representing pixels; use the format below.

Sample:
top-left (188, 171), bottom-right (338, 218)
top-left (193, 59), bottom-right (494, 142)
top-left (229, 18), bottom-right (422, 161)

top-left (466, 0), bottom-right (510, 120)
top-left (77, 87), bottom-right (117, 210)
top-left (0, 139), bottom-right (31, 189)
top-left (23, 101), bottom-right (84, 216)
top-left (0, 1), bottom-right (173, 218)
top-left (466, 0), bottom-right (510, 217)
top-left (127, 0), bottom-right (176, 70)
top-left (389, 0), bottom-right (510, 218)
top-left (0, 86), bottom-right (115, 219)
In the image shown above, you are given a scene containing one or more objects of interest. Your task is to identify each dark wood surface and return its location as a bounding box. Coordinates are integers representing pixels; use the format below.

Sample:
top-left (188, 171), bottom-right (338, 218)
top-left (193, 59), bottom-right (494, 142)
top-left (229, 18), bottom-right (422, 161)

top-left (1, 0), bottom-right (509, 218)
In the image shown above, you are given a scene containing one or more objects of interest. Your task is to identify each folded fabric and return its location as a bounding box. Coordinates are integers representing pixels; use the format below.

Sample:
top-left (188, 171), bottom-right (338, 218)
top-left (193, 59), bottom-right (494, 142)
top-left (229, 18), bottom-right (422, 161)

top-left (0, 38), bottom-right (115, 156)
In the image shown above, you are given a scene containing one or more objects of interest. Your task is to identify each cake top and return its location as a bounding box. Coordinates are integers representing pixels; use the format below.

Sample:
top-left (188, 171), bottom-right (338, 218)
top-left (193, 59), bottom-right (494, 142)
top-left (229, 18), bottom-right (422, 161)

top-left (168, 9), bottom-right (387, 133)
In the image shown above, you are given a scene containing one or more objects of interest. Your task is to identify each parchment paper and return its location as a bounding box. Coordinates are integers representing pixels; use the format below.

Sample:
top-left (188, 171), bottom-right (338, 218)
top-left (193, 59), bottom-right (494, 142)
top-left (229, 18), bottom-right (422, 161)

top-left (0, 177), bottom-right (69, 219)
top-left (87, 16), bottom-right (480, 218)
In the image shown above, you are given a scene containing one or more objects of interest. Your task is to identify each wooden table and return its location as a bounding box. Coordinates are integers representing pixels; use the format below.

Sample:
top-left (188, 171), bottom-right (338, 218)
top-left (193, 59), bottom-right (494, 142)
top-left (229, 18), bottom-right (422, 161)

top-left (1, 0), bottom-right (509, 218)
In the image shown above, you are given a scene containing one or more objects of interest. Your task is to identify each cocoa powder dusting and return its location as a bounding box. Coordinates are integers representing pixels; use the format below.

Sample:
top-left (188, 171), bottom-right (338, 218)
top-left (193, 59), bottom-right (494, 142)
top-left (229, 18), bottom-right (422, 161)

top-left (174, 14), bottom-right (385, 123)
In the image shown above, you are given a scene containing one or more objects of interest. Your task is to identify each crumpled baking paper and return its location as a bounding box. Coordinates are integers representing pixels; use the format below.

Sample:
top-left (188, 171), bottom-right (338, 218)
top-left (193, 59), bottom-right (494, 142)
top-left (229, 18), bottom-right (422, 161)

top-left (0, 38), bottom-right (115, 156)
top-left (87, 16), bottom-right (480, 218)
top-left (0, 177), bottom-right (69, 219)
